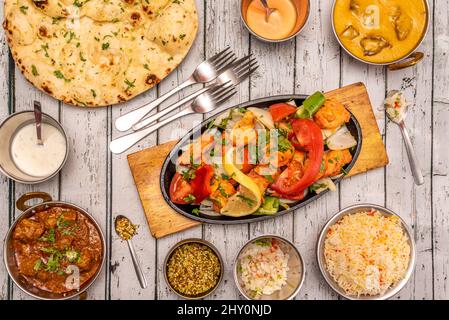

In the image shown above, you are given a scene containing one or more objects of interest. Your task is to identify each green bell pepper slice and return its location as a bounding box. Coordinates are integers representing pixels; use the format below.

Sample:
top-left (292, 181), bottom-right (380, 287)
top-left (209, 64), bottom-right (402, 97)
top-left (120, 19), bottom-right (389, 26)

top-left (295, 91), bottom-right (326, 119)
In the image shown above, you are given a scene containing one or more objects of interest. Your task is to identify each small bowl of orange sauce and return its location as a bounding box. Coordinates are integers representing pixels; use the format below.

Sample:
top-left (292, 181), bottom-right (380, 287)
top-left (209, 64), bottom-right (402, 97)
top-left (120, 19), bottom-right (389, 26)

top-left (241, 0), bottom-right (310, 43)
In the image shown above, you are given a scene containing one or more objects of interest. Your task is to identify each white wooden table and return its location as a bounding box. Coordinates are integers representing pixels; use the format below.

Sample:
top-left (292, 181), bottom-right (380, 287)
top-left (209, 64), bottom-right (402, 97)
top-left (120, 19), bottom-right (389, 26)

top-left (1, 0), bottom-right (448, 300)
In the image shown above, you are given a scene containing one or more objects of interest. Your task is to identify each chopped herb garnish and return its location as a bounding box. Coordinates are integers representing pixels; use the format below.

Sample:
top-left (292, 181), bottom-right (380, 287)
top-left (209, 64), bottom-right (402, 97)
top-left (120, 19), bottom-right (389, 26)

top-left (218, 184), bottom-right (228, 198)
top-left (179, 33), bottom-right (186, 40)
top-left (237, 194), bottom-right (255, 206)
top-left (255, 239), bottom-right (271, 247)
top-left (181, 169), bottom-right (196, 182)
top-left (53, 70), bottom-right (70, 82)
top-left (91, 89), bottom-right (97, 98)
top-left (56, 215), bottom-right (72, 229)
top-left (65, 250), bottom-right (80, 263)
top-left (66, 31), bottom-right (76, 43)
top-left (39, 43), bottom-right (49, 57)
top-left (19, 5), bottom-right (28, 14)
top-left (320, 160), bottom-right (325, 173)
top-left (143, 63), bottom-right (150, 70)
top-left (39, 228), bottom-right (56, 243)
top-left (31, 65), bottom-right (39, 76)
top-left (183, 194), bottom-right (196, 203)
top-left (189, 153), bottom-right (200, 169)
top-left (73, 0), bottom-right (83, 7)
top-left (309, 183), bottom-right (328, 193)
top-left (52, 16), bottom-right (63, 24)
top-left (221, 173), bottom-right (230, 181)
top-left (277, 134), bottom-right (293, 152)
top-left (79, 52), bottom-right (87, 62)
top-left (44, 254), bottom-right (60, 272)
top-left (192, 208), bottom-right (200, 216)
top-left (341, 167), bottom-right (349, 176)
top-left (62, 224), bottom-right (79, 236)
top-left (33, 260), bottom-right (42, 271)
top-left (124, 78), bottom-right (136, 91)
top-left (278, 128), bottom-right (289, 137)
top-left (40, 247), bottom-right (58, 254)
top-left (102, 42), bottom-right (110, 50)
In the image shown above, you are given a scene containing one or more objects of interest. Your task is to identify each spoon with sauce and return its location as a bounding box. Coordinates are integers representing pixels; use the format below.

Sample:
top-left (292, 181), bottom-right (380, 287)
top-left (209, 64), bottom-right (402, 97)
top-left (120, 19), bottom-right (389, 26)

top-left (115, 215), bottom-right (148, 289)
top-left (384, 91), bottom-right (424, 186)
top-left (260, 0), bottom-right (277, 22)
top-left (33, 101), bottom-right (44, 146)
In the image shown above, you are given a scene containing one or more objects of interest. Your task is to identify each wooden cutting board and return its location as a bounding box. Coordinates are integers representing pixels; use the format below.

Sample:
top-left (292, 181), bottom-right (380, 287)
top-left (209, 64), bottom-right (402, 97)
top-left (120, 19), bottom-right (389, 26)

top-left (127, 82), bottom-right (388, 238)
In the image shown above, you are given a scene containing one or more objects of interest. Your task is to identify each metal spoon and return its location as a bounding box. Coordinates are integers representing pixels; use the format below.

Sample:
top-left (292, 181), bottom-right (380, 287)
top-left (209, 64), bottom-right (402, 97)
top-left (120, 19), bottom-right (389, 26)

top-left (260, 0), bottom-right (276, 22)
top-left (385, 92), bottom-right (424, 186)
top-left (33, 101), bottom-right (43, 146)
top-left (114, 215), bottom-right (147, 289)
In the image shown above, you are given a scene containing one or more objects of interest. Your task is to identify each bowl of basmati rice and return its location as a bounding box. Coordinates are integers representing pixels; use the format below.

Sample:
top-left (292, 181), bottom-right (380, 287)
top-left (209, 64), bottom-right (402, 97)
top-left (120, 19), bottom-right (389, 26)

top-left (233, 235), bottom-right (305, 300)
top-left (317, 204), bottom-right (416, 300)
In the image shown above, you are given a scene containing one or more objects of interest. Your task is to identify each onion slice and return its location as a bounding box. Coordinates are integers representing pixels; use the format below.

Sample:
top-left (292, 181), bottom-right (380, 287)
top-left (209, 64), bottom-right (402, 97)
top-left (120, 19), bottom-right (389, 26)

top-left (247, 107), bottom-right (275, 129)
top-left (326, 125), bottom-right (357, 150)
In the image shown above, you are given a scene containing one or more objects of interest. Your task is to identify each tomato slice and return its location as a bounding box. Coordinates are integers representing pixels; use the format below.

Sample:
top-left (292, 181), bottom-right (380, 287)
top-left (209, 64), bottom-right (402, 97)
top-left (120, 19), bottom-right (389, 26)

top-left (269, 103), bottom-right (297, 122)
top-left (169, 173), bottom-right (194, 205)
top-left (190, 165), bottom-right (214, 204)
top-left (271, 119), bottom-right (324, 196)
top-left (288, 131), bottom-right (302, 150)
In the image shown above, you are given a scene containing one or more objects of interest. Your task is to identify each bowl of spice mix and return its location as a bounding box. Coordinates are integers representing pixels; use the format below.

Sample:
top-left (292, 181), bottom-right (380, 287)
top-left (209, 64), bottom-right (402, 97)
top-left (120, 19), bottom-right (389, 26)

top-left (163, 239), bottom-right (224, 299)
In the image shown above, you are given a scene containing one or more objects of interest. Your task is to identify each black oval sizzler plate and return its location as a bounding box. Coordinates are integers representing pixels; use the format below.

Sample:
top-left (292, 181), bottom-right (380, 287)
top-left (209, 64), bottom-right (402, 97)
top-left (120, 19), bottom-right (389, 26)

top-left (160, 95), bottom-right (363, 225)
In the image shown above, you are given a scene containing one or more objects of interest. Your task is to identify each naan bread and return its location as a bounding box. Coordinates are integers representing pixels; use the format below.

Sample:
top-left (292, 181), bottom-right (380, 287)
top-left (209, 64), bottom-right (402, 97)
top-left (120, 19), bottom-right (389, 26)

top-left (3, 0), bottom-right (198, 107)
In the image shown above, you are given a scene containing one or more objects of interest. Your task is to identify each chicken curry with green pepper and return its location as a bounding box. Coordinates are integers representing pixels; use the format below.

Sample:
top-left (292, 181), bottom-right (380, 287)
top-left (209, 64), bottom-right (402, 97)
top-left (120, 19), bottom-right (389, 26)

top-left (12, 206), bottom-right (102, 294)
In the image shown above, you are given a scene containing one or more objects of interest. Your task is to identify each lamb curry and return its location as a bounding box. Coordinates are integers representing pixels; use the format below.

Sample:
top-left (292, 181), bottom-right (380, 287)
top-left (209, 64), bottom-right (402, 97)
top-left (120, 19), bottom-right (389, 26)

top-left (12, 206), bottom-right (103, 294)
top-left (334, 0), bottom-right (428, 63)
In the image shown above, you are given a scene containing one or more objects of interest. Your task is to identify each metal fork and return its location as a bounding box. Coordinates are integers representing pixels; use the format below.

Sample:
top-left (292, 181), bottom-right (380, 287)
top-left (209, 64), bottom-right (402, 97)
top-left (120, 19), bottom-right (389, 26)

top-left (109, 83), bottom-right (237, 154)
top-left (114, 47), bottom-right (236, 132)
top-left (132, 55), bottom-right (259, 131)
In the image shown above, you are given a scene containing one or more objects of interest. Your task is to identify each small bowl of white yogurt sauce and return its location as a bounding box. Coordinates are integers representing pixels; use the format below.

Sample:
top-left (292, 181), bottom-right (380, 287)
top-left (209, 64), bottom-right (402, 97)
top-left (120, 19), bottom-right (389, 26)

top-left (0, 111), bottom-right (68, 184)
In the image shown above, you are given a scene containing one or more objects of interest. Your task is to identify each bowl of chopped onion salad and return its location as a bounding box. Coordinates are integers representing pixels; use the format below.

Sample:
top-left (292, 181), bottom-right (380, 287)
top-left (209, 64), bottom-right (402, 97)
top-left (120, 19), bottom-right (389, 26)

top-left (233, 235), bottom-right (305, 300)
top-left (317, 204), bottom-right (416, 300)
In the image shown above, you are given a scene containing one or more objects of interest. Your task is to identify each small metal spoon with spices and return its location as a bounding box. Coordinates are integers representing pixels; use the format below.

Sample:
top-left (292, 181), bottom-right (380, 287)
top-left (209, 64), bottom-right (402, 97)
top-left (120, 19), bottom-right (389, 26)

top-left (115, 215), bottom-right (147, 289)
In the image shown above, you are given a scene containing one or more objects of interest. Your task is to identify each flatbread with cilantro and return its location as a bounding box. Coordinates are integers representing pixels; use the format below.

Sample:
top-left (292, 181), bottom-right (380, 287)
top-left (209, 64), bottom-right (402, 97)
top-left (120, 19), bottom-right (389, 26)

top-left (3, 0), bottom-right (198, 107)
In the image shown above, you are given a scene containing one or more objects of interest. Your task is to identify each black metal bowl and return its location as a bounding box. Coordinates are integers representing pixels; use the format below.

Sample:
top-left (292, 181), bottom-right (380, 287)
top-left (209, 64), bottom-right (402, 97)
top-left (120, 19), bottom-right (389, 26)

top-left (160, 95), bottom-right (363, 224)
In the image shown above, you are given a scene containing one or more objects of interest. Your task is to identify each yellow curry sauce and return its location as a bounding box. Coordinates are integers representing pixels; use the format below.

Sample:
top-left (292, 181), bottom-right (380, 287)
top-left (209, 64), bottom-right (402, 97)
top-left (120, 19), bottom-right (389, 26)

top-left (334, 0), bottom-right (428, 63)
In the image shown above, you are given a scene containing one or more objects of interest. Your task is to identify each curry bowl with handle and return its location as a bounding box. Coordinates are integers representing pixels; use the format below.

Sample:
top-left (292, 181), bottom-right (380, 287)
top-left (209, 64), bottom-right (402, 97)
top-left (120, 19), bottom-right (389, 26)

top-left (3, 192), bottom-right (106, 300)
